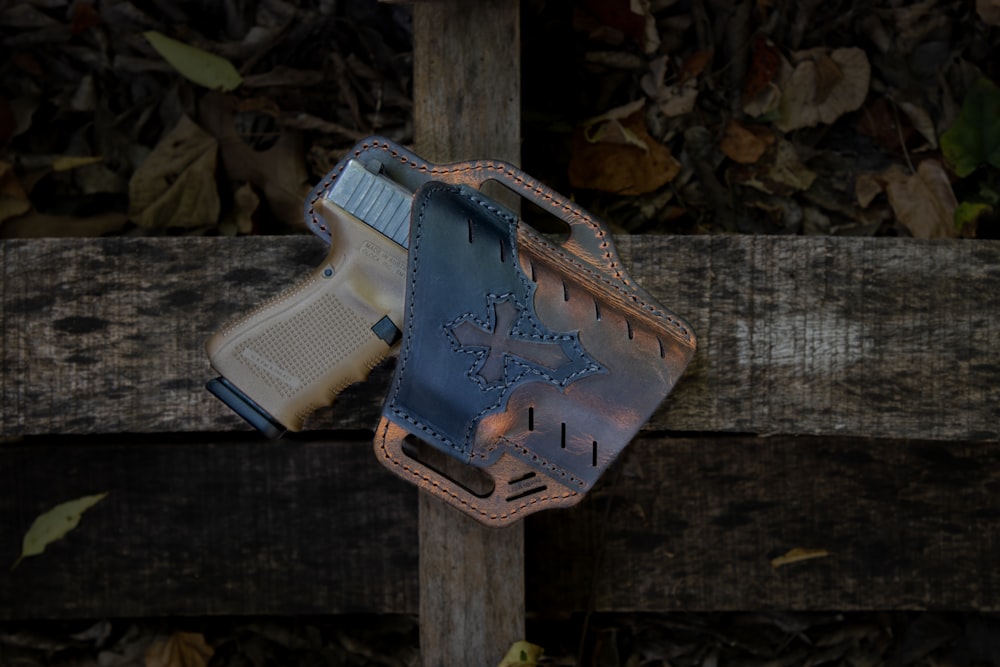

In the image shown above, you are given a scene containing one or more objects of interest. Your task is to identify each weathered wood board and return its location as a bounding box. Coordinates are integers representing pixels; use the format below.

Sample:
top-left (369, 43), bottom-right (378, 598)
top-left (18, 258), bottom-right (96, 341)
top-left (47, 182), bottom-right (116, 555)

top-left (2, 434), bottom-right (999, 618)
top-left (1, 236), bottom-right (997, 441)
top-left (411, 0), bottom-right (524, 663)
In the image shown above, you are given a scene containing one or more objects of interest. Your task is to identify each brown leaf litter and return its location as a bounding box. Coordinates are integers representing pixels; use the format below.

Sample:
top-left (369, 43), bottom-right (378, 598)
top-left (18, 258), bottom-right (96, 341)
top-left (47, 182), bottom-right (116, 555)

top-left (3, 612), bottom-right (1000, 666)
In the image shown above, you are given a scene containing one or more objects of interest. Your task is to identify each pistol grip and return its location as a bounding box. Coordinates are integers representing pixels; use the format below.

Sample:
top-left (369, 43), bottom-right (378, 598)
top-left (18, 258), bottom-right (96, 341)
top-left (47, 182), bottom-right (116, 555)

top-left (206, 203), bottom-right (406, 434)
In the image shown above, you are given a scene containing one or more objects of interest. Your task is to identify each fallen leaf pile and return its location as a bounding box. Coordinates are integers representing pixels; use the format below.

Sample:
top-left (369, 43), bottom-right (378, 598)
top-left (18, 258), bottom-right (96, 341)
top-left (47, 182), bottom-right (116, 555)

top-left (3, 0), bottom-right (998, 239)
top-left (2, 612), bottom-right (1000, 666)
top-left (0, 0), bottom-right (413, 237)
top-left (522, 0), bottom-right (1000, 237)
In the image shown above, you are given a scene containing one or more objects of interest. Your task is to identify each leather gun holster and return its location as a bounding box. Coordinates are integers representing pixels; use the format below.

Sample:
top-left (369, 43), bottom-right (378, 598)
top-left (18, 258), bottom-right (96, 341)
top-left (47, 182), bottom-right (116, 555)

top-left (306, 138), bottom-right (697, 526)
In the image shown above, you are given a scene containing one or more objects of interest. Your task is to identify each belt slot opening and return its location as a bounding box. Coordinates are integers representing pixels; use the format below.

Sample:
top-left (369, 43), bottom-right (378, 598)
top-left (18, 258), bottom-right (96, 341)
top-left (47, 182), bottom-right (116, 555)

top-left (626, 319), bottom-right (634, 340)
top-left (506, 485), bottom-right (548, 502)
top-left (562, 280), bottom-right (569, 301)
top-left (508, 471), bottom-right (537, 485)
top-left (560, 422), bottom-right (566, 449)
top-left (499, 239), bottom-right (506, 263)
top-left (400, 434), bottom-right (495, 497)
top-left (592, 440), bottom-right (598, 467)
top-left (528, 406), bottom-right (534, 431)
top-left (594, 298), bottom-right (601, 321)
top-left (467, 217), bottom-right (474, 243)
top-left (657, 336), bottom-right (665, 358)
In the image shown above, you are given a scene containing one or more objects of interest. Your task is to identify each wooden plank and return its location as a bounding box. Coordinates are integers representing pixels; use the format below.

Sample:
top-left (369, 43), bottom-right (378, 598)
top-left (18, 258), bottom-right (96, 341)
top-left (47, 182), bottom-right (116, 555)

top-left (411, 1), bottom-right (523, 664)
top-left (0, 438), bottom-right (418, 619)
top-left (529, 434), bottom-right (1000, 612)
top-left (3, 434), bottom-right (999, 618)
top-left (2, 236), bottom-right (998, 441)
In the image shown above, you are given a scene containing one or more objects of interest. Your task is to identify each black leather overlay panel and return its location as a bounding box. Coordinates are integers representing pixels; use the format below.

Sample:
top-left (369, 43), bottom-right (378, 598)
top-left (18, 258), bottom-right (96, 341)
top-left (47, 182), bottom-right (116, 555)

top-left (383, 183), bottom-right (603, 463)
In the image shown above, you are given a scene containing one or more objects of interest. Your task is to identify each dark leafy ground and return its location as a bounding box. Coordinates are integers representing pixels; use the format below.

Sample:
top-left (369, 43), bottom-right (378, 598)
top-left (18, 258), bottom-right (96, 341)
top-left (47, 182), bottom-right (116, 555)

top-left (4, 612), bottom-right (1000, 666)
top-left (2, 1), bottom-right (1000, 665)
top-left (521, 0), bottom-right (1000, 238)
top-left (1, 0), bottom-right (998, 239)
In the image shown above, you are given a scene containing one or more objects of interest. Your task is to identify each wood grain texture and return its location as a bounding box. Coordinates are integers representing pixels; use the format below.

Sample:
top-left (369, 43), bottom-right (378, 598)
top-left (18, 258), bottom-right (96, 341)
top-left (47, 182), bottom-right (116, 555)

top-left (3, 434), bottom-right (999, 618)
top-left (0, 438), bottom-right (418, 619)
top-left (530, 434), bottom-right (1000, 612)
top-left (2, 236), bottom-right (997, 440)
top-left (617, 236), bottom-right (1000, 442)
top-left (412, 1), bottom-right (523, 664)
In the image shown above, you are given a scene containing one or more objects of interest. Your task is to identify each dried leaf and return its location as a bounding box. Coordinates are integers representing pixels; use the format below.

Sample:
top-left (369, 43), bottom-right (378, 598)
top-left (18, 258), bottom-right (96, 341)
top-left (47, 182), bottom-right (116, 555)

top-left (1, 211), bottom-right (128, 238)
top-left (583, 0), bottom-right (658, 53)
top-left (497, 640), bottom-right (544, 667)
top-left (977, 0), bottom-right (1000, 26)
top-left (145, 632), bottom-right (214, 667)
top-left (199, 93), bottom-right (311, 230)
top-left (128, 115), bottom-right (220, 229)
top-left (940, 76), bottom-right (1000, 178)
top-left (855, 173), bottom-right (884, 208)
top-left (242, 66), bottom-right (325, 88)
top-left (730, 139), bottom-right (815, 195)
top-left (0, 161), bottom-right (31, 224)
top-left (569, 105), bottom-right (680, 195)
top-left (771, 547), bottom-right (830, 568)
top-left (882, 160), bottom-right (958, 239)
top-left (220, 182), bottom-right (259, 236)
top-left (776, 48), bottom-right (871, 132)
top-left (721, 120), bottom-right (773, 164)
top-left (658, 79), bottom-right (699, 117)
top-left (143, 31), bottom-right (243, 92)
top-left (51, 155), bottom-right (104, 172)
top-left (856, 98), bottom-right (911, 151)
top-left (585, 50), bottom-right (646, 69)
top-left (12, 493), bottom-right (108, 570)
top-left (743, 35), bottom-right (782, 100)
top-left (897, 99), bottom-right (938, 149)
top-left (679, 49), bottom-right (714, 82)
top-left (582, 101), bottom-right (648, 147)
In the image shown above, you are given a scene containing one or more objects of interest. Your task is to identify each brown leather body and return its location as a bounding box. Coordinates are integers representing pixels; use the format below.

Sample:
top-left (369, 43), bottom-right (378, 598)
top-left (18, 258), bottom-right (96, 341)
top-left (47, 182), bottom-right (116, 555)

top-left (305, 138), bottom-right (697, 526)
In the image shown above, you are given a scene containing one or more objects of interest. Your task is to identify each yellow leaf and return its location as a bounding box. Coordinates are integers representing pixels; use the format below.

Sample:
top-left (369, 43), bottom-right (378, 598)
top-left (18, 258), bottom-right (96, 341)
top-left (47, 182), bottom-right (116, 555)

top-left (145, 632), bottom-right (214, 667)
top-left (143, 31), bottom-right (242, 92)
top-left (12, 493), bottom-right (108, 570)
top-left (51, 155), bottom-right (104, 172)
top-left (771, 547), bottom-right (830, 568)
top-left (496, 640), bottom-right (544, 667)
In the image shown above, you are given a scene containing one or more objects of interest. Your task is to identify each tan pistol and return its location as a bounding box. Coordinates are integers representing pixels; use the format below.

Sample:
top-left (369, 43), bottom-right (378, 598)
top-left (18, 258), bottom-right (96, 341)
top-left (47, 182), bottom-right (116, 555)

top-left (205, 158), bottom-right (411, 437)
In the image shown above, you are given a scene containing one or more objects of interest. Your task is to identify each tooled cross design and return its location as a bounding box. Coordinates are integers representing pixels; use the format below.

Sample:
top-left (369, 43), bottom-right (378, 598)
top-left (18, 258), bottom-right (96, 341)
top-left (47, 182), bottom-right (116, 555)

top-left (449, 298), bottom-right (573, 387)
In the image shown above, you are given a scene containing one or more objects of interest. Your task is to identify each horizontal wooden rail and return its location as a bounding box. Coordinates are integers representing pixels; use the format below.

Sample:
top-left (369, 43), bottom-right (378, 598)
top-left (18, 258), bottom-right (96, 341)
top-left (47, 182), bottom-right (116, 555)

top-left (1, 235), bottom-right (997, 440)
top-left (2, 433), bottom-right (998, 617)
top-left (1, 235), bottom-right (997, 617)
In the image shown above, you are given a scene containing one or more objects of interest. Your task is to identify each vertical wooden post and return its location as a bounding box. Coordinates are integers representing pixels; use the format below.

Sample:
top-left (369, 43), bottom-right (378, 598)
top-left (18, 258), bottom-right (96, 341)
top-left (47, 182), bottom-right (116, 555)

top-left (411, 1), bottom-right (524, 665)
